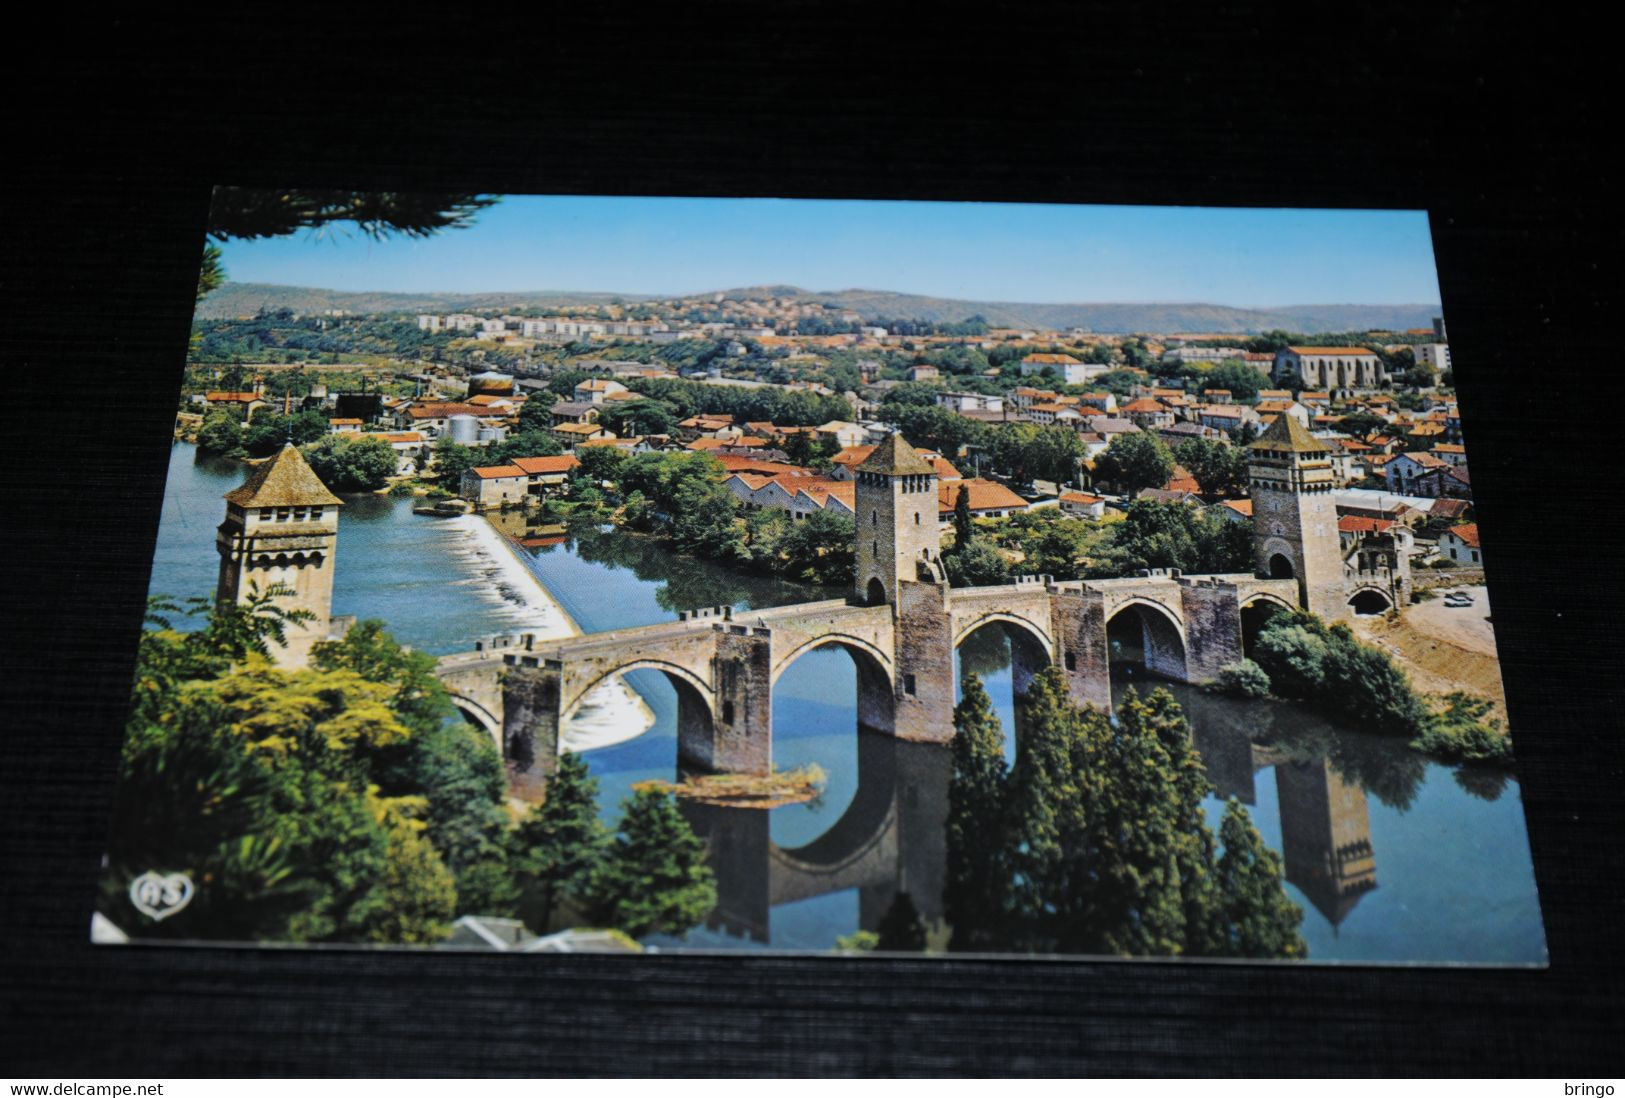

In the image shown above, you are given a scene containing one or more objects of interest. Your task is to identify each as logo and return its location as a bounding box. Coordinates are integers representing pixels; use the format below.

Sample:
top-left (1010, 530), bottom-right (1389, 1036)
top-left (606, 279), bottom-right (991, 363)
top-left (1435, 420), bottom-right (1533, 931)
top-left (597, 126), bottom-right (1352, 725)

top-left (128, 871), bottom-right (194, 922)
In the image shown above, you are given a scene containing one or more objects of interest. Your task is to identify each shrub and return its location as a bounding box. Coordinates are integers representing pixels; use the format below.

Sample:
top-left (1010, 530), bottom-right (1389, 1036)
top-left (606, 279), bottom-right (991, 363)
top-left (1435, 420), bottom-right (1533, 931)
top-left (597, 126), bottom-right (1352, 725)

top-left (1215, 659), bottom-right (1271, 699)
top-left (1414, 692), bottom-right (1513, 764)
top-left (1253, 611), bottom-right (1430, 736)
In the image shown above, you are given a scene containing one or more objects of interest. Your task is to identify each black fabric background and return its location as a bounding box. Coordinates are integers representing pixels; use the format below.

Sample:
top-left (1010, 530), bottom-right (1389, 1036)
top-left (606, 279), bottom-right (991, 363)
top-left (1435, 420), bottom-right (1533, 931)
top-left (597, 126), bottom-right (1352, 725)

top-left (3, 5), bottom-right (1621, 1076)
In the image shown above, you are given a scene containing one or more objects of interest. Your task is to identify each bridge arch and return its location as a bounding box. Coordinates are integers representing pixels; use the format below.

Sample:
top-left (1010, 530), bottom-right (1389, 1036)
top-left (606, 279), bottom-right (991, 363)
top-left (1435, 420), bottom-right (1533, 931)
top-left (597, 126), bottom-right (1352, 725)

top-left (953, 612), bottom-right (1056, 763)
top-left (562, 659), bottom-right (715, 722)
top-left (1348, 587), bottom-right (1394, 616)
top-left (563, 659), bottom-right (717, 772)
top-left (771, 633), bottom-right (894, 685)
top-left (771, 633), bottom-right (896, 741)
top-left (445, 692), bottom-right (502, 748)
top-left (1239, 592), bottom-right (1294, 659)
top-left (1106, 597), bottom-right (1189, 696)
top-left (951, 610), bottom-right (1054, 657)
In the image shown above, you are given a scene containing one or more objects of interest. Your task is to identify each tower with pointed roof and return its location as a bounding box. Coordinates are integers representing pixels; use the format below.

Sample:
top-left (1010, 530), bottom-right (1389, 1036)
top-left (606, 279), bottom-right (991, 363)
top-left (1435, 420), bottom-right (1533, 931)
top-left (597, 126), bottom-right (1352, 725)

top-left (216, 442), bottom-right (344, 668)
top-left (853, 432), bottom-right (945, 606)
top-left (1247, 413), bottom-right (1346, 619)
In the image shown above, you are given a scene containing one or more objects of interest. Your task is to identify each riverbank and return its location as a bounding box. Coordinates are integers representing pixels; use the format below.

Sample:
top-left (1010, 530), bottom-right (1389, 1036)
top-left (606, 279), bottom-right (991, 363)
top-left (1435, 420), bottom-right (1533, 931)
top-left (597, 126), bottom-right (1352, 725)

top-left (1349, 585), bottom-right (1509, 727)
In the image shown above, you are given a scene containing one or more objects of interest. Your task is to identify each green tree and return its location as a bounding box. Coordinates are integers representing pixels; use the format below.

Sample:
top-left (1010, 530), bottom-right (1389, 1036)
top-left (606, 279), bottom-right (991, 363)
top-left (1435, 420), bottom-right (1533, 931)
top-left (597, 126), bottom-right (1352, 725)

top-left (1213, 799), bottom-right (1307, 958)
top-left (197, 242), bottom-right (226, 302)
top-left (302, 435), bottom-right (397, 492)
top-left (1174, 437), bottom-right (1247, 498)
top-left (1097, 500), bottom-right (1252, 576)
top-left (510, 753), bottom-right (609, 931)
top-left (944, 538), bottom-right (1011, 588)
top-left (242, 409), bottom-right (328, 457)
top-left (1253, 611), bottom-right (1432, 737)
top-left (589, 789), bottom-right (717, 939)
top-left (573, 443), bottom-right (630, 486)
top-left (309, 620), bottom-right (514, 913)
top-left (1336, 411), bottom-right (1387, 439)
top-left (1197, 361), bottom-right (1264, 402)
top-left (106, 656), bottom-right (457, 944)
top-left (1094, 430), bottom-right (1175, 494)
top-left (775, 510), bottom-right (857, 585)
top-left (482, 429), bottom-right (563, 465)
top-left (945, 674), bottom-right (1010, 952)
top-left (597, 397), bottom-right (678, 438)
top-left (197, 410), bottom-right (244, 456)
top-left (1215, 659), bottom-right (1272, 698)
top-left (432, 439), bottom-right (479, 488)
top-left (951, 484), bottom-right (974, 548)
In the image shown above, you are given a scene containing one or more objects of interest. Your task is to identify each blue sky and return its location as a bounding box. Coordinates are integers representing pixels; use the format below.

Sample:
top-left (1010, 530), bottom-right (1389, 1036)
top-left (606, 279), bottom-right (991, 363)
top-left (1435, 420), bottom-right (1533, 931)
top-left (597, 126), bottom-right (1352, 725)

top-left (215, 194), bottom-right (1441, 307)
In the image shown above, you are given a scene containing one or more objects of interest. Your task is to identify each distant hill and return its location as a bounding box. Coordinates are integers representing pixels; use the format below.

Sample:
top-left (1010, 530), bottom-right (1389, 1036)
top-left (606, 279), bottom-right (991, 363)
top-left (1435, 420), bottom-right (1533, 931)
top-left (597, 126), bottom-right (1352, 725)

top-left (198, 281), bottom-right (1441, 334)
top-left (197, 283), bottom-right (635, 319)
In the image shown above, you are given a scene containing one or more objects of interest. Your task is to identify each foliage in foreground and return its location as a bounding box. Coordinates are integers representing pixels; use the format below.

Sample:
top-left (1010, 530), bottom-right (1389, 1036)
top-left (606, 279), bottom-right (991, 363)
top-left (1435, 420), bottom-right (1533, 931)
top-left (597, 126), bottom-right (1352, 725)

top-left (944, 669), bottom-right (1306, 959)
top-left (106, 599), bottom-right (718, 945)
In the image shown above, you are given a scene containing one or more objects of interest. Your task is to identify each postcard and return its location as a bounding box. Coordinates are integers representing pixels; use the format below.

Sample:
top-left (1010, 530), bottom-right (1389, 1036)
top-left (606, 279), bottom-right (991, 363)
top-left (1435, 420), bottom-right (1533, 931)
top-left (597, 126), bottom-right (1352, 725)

top-left (94, 189), bottom-right (1545, 963)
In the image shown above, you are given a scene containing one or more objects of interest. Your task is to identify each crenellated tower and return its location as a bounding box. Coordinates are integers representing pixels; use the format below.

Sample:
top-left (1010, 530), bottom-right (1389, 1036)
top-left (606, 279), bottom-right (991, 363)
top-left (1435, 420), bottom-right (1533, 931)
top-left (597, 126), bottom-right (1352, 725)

top-left (1246, 414), bottom-right (1346, 619)
top-left (853, 433), bottom-right (945, 606)
top-left (216, 442), bottom-right (344, 668)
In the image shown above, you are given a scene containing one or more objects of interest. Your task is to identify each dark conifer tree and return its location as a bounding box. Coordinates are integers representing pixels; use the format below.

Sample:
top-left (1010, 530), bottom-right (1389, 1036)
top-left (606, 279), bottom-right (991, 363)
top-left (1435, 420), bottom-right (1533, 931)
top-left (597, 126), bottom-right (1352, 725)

top-left (588, 789), bottom-right (716, 940)
top-left (945, 673), bottom-right (1010, 951)
top-left (509, 752), bottom-right (608, 932)
top-left (876, 891), bottom-right (928, 952)
top-left (952, 483), bottom-right (975, 549)
top-left (1215, 798), bottom-right (1308, 959)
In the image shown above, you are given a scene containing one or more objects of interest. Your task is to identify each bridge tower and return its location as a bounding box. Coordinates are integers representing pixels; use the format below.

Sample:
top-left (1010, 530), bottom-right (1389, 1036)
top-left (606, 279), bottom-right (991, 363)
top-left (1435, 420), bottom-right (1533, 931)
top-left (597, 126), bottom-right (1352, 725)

top-left (216, 442), bottom-right (344, 668)
top-left (854, 433), bottom-right (954, 743)
top-left (853, 432), bottom-right (945, 606)
top-left (1246, 413), bottom-right (1344, 620)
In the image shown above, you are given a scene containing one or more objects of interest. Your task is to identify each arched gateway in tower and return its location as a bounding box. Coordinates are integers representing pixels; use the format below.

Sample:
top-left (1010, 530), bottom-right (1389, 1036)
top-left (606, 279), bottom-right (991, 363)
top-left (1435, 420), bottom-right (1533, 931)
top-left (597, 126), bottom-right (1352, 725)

top-left (215, 442), bottom-right (343, 668)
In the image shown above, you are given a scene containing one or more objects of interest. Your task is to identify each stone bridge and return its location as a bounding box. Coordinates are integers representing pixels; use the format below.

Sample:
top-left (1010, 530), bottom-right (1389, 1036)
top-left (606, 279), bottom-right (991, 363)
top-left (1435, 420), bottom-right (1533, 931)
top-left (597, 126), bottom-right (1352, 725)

top-left (434, 569), bottom-right (1300, 800)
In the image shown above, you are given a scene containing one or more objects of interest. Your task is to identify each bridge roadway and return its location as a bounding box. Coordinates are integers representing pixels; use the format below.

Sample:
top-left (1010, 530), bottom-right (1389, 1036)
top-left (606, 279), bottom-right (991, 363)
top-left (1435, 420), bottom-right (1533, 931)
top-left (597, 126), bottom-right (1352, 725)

top-left (433, 570), bottom-right (1299, 801)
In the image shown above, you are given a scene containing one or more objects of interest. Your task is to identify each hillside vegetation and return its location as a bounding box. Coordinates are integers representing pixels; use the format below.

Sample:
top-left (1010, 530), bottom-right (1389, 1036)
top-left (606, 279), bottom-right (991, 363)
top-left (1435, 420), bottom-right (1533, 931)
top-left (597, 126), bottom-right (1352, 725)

top-left (197, 281), bottom-right (1440, 334)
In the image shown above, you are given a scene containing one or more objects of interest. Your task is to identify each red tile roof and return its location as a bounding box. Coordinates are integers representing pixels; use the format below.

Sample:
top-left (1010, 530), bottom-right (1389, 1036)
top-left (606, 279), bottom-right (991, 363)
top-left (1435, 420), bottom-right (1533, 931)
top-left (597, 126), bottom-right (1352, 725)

top-left (1445, 522), bottom-right (1481, 548)
top-left (938, 478), bottom-right (1028, 514)
top-left (511, 455), bottom-right (580, 475)
top-left (469, 464), bottom-right (526, 480)
top-left (1338, 515), bottom-right (1395, 534)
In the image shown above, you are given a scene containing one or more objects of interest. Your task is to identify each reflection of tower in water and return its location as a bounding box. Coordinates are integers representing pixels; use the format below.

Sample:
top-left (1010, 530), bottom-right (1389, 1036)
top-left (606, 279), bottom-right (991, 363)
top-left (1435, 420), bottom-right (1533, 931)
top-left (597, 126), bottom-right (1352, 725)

top-left (1274, 758), bottom-right (1378, 930)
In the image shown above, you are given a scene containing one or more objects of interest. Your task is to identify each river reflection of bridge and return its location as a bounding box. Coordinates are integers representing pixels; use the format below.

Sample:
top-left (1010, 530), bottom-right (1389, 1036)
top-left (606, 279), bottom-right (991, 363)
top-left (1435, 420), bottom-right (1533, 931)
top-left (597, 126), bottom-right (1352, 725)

top-left (682, 731), bottom-right (950, 944)
top-left (677, 667), bottom-right (1392, 946)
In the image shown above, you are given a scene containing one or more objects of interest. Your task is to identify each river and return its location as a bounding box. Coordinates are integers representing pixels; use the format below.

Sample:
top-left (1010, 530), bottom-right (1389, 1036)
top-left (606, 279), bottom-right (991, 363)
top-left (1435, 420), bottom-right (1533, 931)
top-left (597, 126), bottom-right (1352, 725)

top-left (144, 442), bottom-right (1547, 963)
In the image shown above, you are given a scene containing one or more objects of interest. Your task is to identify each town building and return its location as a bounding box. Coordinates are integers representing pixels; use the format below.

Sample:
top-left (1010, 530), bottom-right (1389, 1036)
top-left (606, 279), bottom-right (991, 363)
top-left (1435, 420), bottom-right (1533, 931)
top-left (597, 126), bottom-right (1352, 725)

top-left (1018, 353), bottom-right (1103, 386)
top-left (1058, 491), bottom-right (1107, 519)
top-left (1411, 343), bottom-right (1452, 373)
top-left (573, 378), bottom-right (629, 404)
top-left (937, 478), bottom-right (1029, 523)
top-left (1438, 523), bottom-right (1482, 566)
top-left (934, 391), bottom-right (1005, 415)
top-left (1273, 347), bottom-right (1388, 392)
top-left (460, 454), bottom-right (581, 508)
